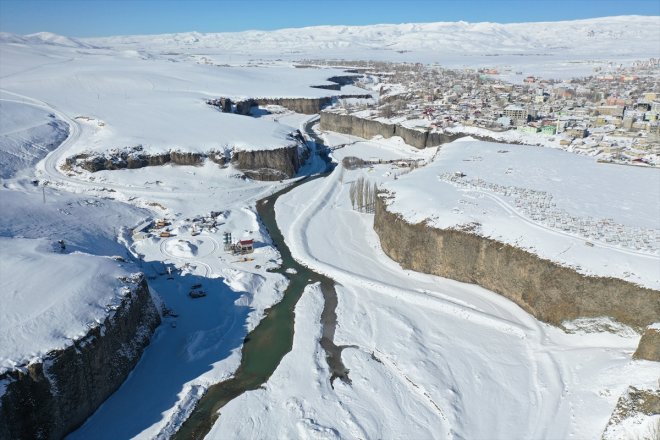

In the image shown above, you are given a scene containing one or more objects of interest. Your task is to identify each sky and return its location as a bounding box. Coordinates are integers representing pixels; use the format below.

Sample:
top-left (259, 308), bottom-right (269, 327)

top-left (0, 0), bottom-right (659, 37)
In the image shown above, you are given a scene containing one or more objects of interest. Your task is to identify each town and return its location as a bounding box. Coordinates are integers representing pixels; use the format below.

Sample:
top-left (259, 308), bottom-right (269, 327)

top-left (304, 58), bottom-right (660, 166)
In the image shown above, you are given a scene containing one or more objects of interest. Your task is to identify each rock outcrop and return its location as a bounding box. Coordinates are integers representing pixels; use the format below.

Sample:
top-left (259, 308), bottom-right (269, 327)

top-left (206, 72), bottom-right (367, 115)
top-left (208, 94), bottom-right (371, 116)
top-left (320, 111), bottom-right (466, 148)
top-left (66, 146), bottom-right (221, 173)
top-left (0, 274), bottom-right (161, 440)
top-left (65, 135), bottom-right (308, 182)
top-left (633, 327), bottom-right (660, 361)
top-left (232, 145), bottom-right (306, 181)
top-left (602, 387), bottom-right (660, 439)
top-left (373, 195), bottom-right (660, 333)
top-left (230, 129), bottom-right (308, 181)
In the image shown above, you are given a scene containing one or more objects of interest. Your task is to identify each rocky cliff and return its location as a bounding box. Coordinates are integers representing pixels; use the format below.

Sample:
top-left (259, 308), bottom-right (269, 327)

top-left (633, 327), bottom-right (660, 361)
top-left (208, 93), bottom-right (371, 116)
top-left (320, 111), bottom-right (466, 148)
top-left (64, 137), bottom-right (311, 182)
top-left (0, 275), bottom-right (161, 440)
top-left (374, 195), bottom-right (660, 333)
top-left (602, 387), bottom-right (660, 440)
top-left (232, 144), bottom-right (307, 181)
top-left (66, 146), bottom-right (223, 173)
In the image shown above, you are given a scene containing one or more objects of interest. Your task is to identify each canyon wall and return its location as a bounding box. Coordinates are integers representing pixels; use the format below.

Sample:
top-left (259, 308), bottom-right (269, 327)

top-left (0, 275), bottom-right (161, 440)
top-left (319, 111), bottom-right (466, 148)
top-left (373, 195), bottom-right (660, 332)
top-left (232, 145), bottom-right (306, 181)
top-left (66, 148), bottom-right (223, 173)
top-left (208, 94), bottom-right (371, 116)
top-left (633, 327), bottom-right (660, 361)
top-left (66, 137), bottom-right (308, 182)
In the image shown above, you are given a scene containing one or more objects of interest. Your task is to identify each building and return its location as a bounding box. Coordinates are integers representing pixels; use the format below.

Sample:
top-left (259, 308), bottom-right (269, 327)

top-left (597, 105), bottom-right (625, 117)
top-left (502, 105), bottom-right (528, 125)
top-left (643, 92), bottom-right (657, 102)
top-left (541, 125), bottom-right (557, 136)
top-left (623, 117), bottom-right (634, 130)
top-left (565, 127), bottom-right (588, 138)
top-left (648, 122), bottom-right (660, 141)
top-left (236, 239), bottom-right (254, 254)
top-left (517, 125), bottom-right (539, 134)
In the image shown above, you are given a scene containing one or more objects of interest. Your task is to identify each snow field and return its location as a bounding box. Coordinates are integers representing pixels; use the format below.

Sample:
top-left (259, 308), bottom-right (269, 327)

top-left (69, 182), bottom-right (292, 439)
top-left (1, 17), bottom-right (658, 438)
top-left (382, 138), bottom-right (660, 289)
top-left (0, 99), bottom-right (68, 179)
top-left (79, 16), bottom-right (660, 81)
top-left (0, 237), bottom-right (135, 374)
top-left (256, 131), bottom-right (660, 439)
top-left (0, 42), bottom-right (361, 164)
top-left (0, 184), bottom-right (150, 377)
top-left (0, 81), bottom-right (314, 436)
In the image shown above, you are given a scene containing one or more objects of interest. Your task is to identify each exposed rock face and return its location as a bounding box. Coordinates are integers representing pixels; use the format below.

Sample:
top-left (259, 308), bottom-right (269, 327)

top-left (0, 275), bottom-right (161, 440)
top-left (208, 96), bottom-right (333, 115)
top-left (373, 195), bottom-right (660, 332)
top-left (235, 99), bottom-right (257, 115)
top-left (232, 145), bottom-right (305, 181)
top-left (320, 111), bottom-right (466, 148)
top-left (169, 151), bottom-right (207, 166)
top-left (66, 138), bottom-right (307, 182)
top-left (602, 387), bottom-right (660, 439)
top-left (229, 130), bottom-right (307, 181)
top-left (208, 94), bottom-right (371, 116)
top-left (633, 327), bottom-right (660, 361)
top-left (65, 146), bottom-right (226, 173)
top-left (254, 97), bottom-right (333, 114)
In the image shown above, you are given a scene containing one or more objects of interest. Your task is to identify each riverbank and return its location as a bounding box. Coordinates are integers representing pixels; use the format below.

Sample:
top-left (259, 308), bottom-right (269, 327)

top-left (172, 119), bottom-right (350, 439)
top-left (218, 127), bottom-right (658, 439)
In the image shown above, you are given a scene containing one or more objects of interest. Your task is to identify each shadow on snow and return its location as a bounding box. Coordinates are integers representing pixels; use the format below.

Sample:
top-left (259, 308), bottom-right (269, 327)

top-left (69, 259), bottom-right (252, 440)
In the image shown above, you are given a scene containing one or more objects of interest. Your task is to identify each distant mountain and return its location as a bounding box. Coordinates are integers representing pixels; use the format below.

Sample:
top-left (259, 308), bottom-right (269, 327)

top-left (83, 15), bottom-right (660, 59)
top-left (0, 31), bottom-right (97, 48)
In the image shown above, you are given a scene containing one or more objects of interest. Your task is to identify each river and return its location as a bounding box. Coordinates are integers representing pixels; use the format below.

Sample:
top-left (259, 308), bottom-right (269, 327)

top-left (173, 122), bottom-right (350, 439)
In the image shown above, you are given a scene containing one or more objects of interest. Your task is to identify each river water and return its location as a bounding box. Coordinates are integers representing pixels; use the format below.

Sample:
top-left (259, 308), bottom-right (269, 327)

top-left (174, 124), bottom-right (350, 439)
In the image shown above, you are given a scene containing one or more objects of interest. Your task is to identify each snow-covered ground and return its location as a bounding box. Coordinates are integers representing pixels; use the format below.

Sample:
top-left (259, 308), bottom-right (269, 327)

top-left (0, 181), bottom-right (150, 376)
top-left (381, 137), bottom-right (660, 289)
top-left (0, 41), bottom-right (361, 161)
top-left (82, 16), bottom-right (660, 81)
top-left (0, 99), bottom-right (68, 179)
top-left (0, 35), bottom-right (318, 434)
top-left (1, 15), bottom-right (658, 439)
top-left (0, 236), bottom-right (135, 374)
top-left (208, 129), bottom-right (660, 439)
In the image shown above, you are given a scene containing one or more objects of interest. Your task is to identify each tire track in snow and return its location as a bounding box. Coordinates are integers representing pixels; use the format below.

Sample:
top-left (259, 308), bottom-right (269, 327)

top-left (279, 160), bottom-right (570, 439)
top-left (369, 348), bottom-right (453, 439)
top-left (285, 166), bottom-right (529, 337)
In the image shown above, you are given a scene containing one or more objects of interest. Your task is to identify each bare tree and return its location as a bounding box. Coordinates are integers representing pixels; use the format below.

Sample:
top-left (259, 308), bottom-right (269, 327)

top-left (356, 176), bottom-right (365, 211)
top-left (349, 180), bottom-right (357, 209)
top-left (349, 177), bottom-right (378, 213)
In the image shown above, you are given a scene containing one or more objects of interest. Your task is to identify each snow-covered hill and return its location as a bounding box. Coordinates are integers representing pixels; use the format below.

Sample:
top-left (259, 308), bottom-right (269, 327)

top-left (0, 14), bottom-right (658, 439)
top-left (0, 31), bottom-right (96, 48)
top-left (0, 100), bottom-right (68, 179)
top-left (85, 15), bottom-right (660, 61)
